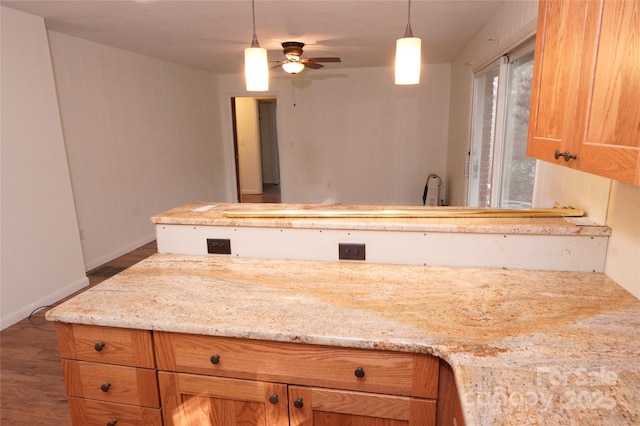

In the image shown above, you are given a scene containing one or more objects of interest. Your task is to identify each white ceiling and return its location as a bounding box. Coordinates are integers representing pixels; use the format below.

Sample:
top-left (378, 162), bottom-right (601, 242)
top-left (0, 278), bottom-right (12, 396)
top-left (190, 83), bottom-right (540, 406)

top-left (2, 0), bottom-right (505, 74)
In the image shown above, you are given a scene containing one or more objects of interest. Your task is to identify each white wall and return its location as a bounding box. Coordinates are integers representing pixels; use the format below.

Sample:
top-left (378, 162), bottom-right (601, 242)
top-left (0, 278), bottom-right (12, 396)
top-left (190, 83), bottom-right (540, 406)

top-left (605, 181), bottom-right (640, 298)
top-left (446, 0), bottom-right (539, 206)
top-left (1, 7), bottom-right (88, 329)
top-left (47, 32), bottom-right (227, 270)
top-left (536, 163), bottom-right (640, 299)
top-left (218, 64), bottom-right (451, 206)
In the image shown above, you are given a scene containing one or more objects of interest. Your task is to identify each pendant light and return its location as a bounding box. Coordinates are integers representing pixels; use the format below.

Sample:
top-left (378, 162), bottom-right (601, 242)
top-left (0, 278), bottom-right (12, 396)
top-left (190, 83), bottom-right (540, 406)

top-left (395, 0), bottom-right (421, 85)
top-left (245, 0), bottom-right (268, 91)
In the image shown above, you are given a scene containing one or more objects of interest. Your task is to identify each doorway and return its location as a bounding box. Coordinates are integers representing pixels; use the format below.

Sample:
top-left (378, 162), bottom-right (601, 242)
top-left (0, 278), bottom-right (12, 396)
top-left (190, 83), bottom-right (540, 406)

top-left (231, 97), bottom-right (281, 203)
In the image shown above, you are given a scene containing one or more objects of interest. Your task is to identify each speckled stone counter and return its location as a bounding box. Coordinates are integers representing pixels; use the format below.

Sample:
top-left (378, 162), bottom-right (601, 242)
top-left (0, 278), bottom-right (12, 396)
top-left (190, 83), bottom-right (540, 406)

top-left (46, 254), bottom-right (639, 425)
top-left (150, 202), bottom-right (611, 236)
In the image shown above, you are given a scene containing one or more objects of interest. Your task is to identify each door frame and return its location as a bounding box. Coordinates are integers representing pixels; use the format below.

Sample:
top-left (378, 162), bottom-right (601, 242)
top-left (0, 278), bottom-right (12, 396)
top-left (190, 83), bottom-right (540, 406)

top-left (229, 95), bottom-right (281, 203)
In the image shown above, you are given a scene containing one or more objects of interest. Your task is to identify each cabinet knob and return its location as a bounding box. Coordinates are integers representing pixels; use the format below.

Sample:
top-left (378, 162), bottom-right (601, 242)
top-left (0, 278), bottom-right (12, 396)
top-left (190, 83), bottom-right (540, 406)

top-left (100, 382), bottom-right (111, 392)
top-left (293, 397), bottom-right (304, 409)
top-left (354, 366), bottom-right (365, 378)
top-left (94, 342), bottom-right (106, 351)
top-left (210, 354), bottom-right (221, 365)
top-left (269, 393), bottom-right (279, 404)
top-left (107, 419), bottom-right (118, 426)
top-left (554, 150), bottom-right (577, 162)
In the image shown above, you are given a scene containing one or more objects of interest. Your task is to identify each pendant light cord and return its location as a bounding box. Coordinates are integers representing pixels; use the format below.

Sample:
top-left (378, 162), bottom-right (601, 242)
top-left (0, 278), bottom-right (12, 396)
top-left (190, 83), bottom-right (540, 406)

top-left (404, 0), bottom-right (414, 38)
top-left (251, 0), bottom-right (260, 47)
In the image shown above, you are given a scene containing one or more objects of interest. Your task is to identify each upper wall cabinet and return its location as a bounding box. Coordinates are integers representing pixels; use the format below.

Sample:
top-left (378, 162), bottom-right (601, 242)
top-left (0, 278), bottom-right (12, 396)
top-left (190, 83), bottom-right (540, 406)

top-left (527, 0), bottom-right (640, 186)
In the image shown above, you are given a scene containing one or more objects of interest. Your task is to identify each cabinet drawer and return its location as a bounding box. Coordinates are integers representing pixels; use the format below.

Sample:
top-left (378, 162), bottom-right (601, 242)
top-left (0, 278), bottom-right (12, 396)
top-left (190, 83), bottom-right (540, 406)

top-left (56, 323), bottom-right (155, 368)
top-left (63, 360), bottom-right (160, 408)
top-left (155, 332), bottom-right (438, 398)
top-left (67, 397), bottom-right (162, 426)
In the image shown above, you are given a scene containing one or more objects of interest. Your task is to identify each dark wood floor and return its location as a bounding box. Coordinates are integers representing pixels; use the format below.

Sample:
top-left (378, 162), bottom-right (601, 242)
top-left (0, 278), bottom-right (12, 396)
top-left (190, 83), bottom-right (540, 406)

top-left (0, 241), bottom-right (158, 425)
top-left (241, 183), bottom-right (281, 203)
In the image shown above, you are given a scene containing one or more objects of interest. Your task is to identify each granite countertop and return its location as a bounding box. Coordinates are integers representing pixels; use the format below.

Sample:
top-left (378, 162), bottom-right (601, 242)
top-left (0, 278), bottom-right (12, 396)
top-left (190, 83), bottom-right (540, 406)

top-left (46, 254), bottom-right (639, 425)
top-left (150, 202), bottom-right (611, 236)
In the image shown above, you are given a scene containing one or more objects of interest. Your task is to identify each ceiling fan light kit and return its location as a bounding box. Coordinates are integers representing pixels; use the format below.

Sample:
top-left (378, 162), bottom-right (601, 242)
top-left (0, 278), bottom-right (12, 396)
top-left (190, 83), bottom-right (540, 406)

top-left (282, 60), bottom-right (305, 74)
top-left (278, 41), bottom-right (342, 75)
top-left (395, 0), bottom-right (422, 85)
top-left (244, 0), bottom-right (269, 91)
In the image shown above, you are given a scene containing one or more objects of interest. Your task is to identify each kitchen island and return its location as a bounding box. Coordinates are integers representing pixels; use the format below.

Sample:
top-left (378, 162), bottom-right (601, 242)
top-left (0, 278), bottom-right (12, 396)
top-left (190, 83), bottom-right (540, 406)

top-left (47, 253), bottom-right (640, 425)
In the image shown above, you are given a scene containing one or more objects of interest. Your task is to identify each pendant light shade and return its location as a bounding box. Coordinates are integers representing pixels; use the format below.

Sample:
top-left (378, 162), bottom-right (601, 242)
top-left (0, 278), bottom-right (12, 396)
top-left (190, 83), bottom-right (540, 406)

top-left (245, 43), bottom-right (268, 91)
top-left (245, 0), bottom-right (268, 91)
top-left (395, 0), bottom-right (421, 85)
top-left (395, 32), bottom-right (421, 85)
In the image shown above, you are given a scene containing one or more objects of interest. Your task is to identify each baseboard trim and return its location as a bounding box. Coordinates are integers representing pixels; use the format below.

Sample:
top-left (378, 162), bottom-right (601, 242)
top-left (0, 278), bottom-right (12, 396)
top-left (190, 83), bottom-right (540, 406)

top-left (84, 234), bottom-right (156, 272)
top-left (0, 276), bottom-right (90, 331)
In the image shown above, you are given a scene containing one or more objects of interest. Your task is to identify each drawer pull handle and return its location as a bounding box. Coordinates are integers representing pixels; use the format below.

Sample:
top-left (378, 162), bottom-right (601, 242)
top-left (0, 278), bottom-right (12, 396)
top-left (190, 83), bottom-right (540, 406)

top-left (100, 382), bottom-right (111, 392)
top-left (293, 397), bottom-right (304, 409)
top-left (94, 342), bottom-right (106, 351)
top-left (554, 150), bottom-right (577, 162)
top-left (354, 366), bottom-right (365, 378)
top-left (210, 354), bottom-right (221, 365)
top-left (269, 393), bottom-right (279, 404)
top-left (107, 419), bottom-right (118, 426)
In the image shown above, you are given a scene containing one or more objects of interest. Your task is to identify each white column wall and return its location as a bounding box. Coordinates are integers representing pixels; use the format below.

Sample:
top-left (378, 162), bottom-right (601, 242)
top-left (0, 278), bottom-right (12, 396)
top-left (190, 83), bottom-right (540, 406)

top-left (1, 7), bottom-right (88, 329)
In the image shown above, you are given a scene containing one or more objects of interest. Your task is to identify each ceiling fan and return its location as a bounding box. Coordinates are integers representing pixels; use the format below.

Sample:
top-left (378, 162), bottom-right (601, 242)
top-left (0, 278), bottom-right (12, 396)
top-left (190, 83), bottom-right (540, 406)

top-left (275, 41), bottom-right (341, 74)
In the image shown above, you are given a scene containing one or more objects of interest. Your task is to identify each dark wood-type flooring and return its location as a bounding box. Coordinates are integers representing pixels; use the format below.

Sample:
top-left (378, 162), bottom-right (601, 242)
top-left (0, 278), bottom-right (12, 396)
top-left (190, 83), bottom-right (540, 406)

top-left (0, 241), bottom-right (158, 425)
top-left (241, 183), bottom-right (281, 203)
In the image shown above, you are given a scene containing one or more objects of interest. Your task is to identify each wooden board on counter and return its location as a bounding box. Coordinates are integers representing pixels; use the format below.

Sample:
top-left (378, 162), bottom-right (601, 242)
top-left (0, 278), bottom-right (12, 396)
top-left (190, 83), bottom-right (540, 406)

top-left (223, 207), bottom-right (584, 219)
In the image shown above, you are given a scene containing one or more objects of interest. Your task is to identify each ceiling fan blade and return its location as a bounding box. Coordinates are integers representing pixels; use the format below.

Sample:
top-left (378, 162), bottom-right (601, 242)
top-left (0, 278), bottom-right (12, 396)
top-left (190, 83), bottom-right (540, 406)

top-left (304, 62), bottom-right (324, 69)
top-left (304, 57), bottom-right (342, 63)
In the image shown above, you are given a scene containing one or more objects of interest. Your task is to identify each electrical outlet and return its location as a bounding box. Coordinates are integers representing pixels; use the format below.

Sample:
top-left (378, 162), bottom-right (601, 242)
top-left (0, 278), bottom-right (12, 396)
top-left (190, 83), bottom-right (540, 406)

top-left (207, 238), bottom-right (231, 255)
top-left (339, 243), bottom-right (366, 261)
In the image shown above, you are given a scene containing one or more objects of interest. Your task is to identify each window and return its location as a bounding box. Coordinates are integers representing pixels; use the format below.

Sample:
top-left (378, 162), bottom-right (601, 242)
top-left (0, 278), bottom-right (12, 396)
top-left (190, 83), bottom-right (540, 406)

top-left (468, 44), bottom-right (536, 208)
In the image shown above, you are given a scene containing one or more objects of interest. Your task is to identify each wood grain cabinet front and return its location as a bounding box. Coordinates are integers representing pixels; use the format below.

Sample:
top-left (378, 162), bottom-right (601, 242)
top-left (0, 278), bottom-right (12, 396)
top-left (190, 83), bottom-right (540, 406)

top-left (55, 323), bottom-right (161, 425)
top-left (158, 372), bottom-right (289, 426)
top-left (67, 397), bottom-right (162, 426)
top-left (56, 322), bottom-right (155, 368)
top-left (527, 0), bottom-right (640, 185)
top-left (154, 332), bottom-right (439, 398)
top-left (55, 325), bottom-right (463, 425)
top-left (288, 386), bottom-right (436, 426)
top-left (62, 360), bottom-right (160, 407)
top-left (155, 332), bottom-right (442, 426)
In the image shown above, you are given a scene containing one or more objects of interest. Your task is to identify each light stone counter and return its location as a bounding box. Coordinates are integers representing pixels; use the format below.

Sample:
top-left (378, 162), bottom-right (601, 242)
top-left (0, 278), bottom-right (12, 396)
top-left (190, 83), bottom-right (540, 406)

top-left (46, 254), bottom-right (639, 425)
top-left (150, 202), bottom-right (611, 236)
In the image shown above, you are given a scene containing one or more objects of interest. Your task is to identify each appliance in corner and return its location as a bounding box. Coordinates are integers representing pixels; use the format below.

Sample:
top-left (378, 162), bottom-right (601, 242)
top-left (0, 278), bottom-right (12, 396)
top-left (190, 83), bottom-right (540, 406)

top-left (422, 174), bottom-right (442, 206)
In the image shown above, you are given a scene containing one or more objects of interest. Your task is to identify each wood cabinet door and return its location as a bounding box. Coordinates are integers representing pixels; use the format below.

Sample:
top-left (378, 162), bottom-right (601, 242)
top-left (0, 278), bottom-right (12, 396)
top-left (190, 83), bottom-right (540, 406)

top-left (527, 0), bottom-right (602, 164)
top-left (158, 372), bottom-right (289, 426)
top-left (528, 0), bottom-right (640, 185)
top-left (581, 0), bottom-right (640, 185)
top-left (288, 386), bottom-right (436, 426)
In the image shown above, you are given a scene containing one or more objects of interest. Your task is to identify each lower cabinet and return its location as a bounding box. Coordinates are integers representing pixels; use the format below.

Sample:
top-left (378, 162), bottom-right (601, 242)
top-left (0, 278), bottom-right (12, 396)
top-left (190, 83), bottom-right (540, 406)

top-left (155, 332), bottom-right (440, 426)
top-left (158, 372), bottom-right (436, 426)
top-left (56, 324), bottom-right (462, 425)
